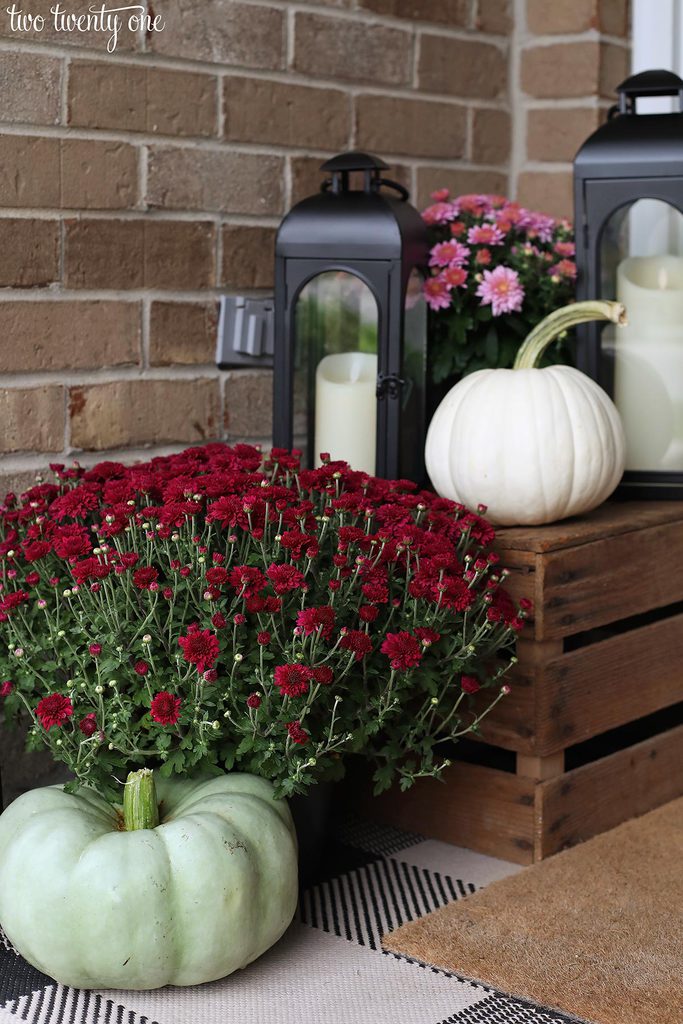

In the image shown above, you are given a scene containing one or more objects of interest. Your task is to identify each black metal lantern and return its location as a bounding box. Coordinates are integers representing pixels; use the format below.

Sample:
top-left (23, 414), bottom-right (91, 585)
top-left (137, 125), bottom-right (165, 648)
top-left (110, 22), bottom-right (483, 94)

top-left (575, 69), bottom-right (683, 498)
top-left (273, 151), bottom-right (429, 481)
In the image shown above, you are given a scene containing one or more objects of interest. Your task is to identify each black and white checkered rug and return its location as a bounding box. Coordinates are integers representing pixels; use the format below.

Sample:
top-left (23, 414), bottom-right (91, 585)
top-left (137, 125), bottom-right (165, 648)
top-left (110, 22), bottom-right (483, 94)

top-left (0, 817), bottom-right (587, 1024)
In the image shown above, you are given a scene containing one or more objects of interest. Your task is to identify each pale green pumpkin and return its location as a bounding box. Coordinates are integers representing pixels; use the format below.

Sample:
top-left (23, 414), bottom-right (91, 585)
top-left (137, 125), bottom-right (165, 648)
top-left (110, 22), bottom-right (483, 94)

top-left (0, 771), bottom-right (298, 990)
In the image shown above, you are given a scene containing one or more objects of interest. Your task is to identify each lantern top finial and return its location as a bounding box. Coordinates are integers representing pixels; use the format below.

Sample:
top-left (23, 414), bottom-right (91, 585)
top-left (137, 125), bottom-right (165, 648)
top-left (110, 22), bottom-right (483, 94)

top-left (320, 152), bottom-right (389, 174)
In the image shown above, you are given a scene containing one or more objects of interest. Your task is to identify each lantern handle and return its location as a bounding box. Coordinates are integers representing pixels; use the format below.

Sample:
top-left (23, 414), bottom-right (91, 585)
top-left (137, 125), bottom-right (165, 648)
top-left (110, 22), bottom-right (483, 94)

top-left (377, 178), bottom-right (410, 201)
top-left (616, 69), bottom-right (683, 114)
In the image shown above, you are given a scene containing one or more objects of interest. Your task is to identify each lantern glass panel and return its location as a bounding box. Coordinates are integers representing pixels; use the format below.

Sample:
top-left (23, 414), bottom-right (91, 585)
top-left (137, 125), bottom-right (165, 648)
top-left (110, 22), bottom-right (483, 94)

top-left (600, 199), bottom-right (683, 473)
top-left (293, 270), bottom-right (378, 473)
top-left (400, 268), bottom-right (428, 479)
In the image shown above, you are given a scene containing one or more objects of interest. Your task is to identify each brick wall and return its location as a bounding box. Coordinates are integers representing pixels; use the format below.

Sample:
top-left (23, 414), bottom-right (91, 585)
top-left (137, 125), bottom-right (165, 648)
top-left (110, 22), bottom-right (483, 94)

top-left (512, 0), bottom-right (631, 218)
top-left (0, 0), bottom-right (513, 498)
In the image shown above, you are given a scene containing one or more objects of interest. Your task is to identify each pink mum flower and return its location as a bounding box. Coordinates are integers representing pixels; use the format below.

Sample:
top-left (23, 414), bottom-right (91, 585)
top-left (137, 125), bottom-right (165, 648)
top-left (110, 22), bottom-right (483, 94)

top-left (476, 266), bottom-right (525, 316)
top-left (422, 202), bottom-right (456, 225)
top-left (549, 259), bottom-right (577, 280)
top-left (430, 188), bottom-right (450, 202)
top-left (423, 276), bottom-right (452, 311)
top-left (467, 224), bottom-right (505, 246)
top-left (429, 240), bottom-right (470, 268)
top-left (441, 266), bottom-right (467, 289)
top-left (554, 241), bottom-right (576, 257)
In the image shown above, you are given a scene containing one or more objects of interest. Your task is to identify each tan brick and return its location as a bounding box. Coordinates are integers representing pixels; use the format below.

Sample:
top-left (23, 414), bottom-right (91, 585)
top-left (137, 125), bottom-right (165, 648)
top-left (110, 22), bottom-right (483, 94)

top-left (0, 137), bottom-right (60, 207)
top-left (290, 155), bottom-right (412, 206)
top-left (70, 379), bottom-right (220, 450)
top-left (222, 225), bottom-right (276, 290)
top-left (0, 220), bottom-right (60, 287)
top-left (224, 77), bottom-right (350, 150)
top-left (599, 0), bottom-right (630, 37)
top-left (522, 42), bottom-right (601, 98)
top-left (149, 302), bottom-right (218, 366)
top-left (0, 54), bottom-right (61, 125)
top-left (416, 167), bottom-right (508, 207)
top-left (68, 61), bottom-right (218, 137)
top-left (356, 95), bottom-right (467, 159)
top-left (527, 106), bottom-right (603, 162)
top-left (357, 0), bottom-right (470, 25)
top-left (149, 0), bottom-right (284, 69)
top-left (224, 370), bottom-right (273, 439)
top-left (60, 139), bottom-right (138, 210)
top-left (293, 12), bottom-right (412, 86)
top-left (0, 301), bottom-right (140, 372)
top-left (147, 146), bottom-right (283, 215)
top-left (527, 0), bottom-right (629, 36)
top-left (0, 136), bottom-right (138, 209)
top-left (0, 386), bottom-right (65, 453)
top-left (475, 0), bottom-right (512, 33)
top-left (64, 221), bottom-right (216, 290)
top-left (527, 0), bottom-right (597, 33)
top-left (419, 36), bottom-right (507, 99)
top-left (471, 108), bottom-right (511, 164)
top-left (517, 171), bottom-right (573, 219)
top-left (599, 43), bottom-right (629, 100)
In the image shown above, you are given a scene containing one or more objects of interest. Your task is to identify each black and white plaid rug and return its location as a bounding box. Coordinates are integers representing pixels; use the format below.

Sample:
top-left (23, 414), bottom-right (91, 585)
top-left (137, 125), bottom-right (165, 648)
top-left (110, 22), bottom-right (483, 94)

top-left (0, 817), bottom-right (586, 1024)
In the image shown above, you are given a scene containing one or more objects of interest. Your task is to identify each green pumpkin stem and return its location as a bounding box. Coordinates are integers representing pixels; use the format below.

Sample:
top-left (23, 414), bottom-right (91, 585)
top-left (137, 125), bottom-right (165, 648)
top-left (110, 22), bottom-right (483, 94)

top-left (123, 768), bottom-right (159, 831)
top-left (512, 300), bottom-right (627, 371)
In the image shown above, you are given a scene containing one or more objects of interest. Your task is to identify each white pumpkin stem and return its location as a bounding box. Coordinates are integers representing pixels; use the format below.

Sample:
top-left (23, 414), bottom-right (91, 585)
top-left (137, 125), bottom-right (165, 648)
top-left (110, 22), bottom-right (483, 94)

top-left (123, 768), bottom-right (160, 831)
top-left (513, 300), bottom-right (627, 370)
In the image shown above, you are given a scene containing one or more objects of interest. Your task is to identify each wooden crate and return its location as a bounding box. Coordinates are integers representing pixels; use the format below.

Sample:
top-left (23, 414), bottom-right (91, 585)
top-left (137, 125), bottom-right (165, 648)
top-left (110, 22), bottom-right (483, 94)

top-left (356, 501), bottom-right (683, 865)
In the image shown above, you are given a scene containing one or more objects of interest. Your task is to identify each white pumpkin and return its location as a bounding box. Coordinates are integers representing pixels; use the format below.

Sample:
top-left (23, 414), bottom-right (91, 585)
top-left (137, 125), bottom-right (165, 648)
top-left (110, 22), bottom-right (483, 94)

top-left (425, 301), bottom-right (627, 526)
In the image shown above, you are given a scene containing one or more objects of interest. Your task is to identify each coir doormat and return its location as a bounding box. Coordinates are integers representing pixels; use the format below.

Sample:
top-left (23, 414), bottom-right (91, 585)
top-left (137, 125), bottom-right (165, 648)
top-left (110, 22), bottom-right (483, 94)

top-left (383, 798), bottom-right (683, 1024)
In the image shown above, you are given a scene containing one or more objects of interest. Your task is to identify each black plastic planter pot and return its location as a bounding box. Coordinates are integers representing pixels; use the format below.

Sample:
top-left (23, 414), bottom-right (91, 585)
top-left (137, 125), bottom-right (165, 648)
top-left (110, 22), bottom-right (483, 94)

top-left (288, 782), bottom-right (333, 886)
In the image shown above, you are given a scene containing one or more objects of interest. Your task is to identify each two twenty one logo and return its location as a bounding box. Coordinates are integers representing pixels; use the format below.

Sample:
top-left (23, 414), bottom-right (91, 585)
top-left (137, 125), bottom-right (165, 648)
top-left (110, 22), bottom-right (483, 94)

top-left (5, 4), bottom-right (165, 52)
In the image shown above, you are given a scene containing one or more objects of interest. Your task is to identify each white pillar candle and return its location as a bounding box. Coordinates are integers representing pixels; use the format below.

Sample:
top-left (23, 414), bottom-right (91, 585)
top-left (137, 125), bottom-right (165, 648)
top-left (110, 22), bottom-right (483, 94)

top-left (613, 255), bottom-right (683, 470)
top-left (314, 352), bottom-right (377, 474)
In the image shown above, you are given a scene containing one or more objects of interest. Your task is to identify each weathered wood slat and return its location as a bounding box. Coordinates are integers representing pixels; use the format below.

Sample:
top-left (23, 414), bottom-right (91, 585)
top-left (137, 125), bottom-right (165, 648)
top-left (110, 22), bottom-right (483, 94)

top-left (356, 762), bottom-right (536, 866)
top-left (534, 612), bottom-right (683, 753)
top-left (495, 501), bottom-right (683, 554)
top-left (536, 519), bottom-right (683, 639)
top-left (535, 723), bottom-right (683, 859)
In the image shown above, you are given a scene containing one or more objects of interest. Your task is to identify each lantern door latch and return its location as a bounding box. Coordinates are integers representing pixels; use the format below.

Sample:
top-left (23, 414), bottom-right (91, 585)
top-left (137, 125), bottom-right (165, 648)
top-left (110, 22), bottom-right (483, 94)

top-left (216, 295), bottom-right (275, 369)
top-left (376, 372), bottom-right (405, 399)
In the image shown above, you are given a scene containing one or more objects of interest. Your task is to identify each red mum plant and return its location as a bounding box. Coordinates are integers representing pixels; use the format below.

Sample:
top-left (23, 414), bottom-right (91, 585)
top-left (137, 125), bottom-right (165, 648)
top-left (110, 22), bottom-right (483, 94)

top-left (0, 444), bottom-right (527, 802)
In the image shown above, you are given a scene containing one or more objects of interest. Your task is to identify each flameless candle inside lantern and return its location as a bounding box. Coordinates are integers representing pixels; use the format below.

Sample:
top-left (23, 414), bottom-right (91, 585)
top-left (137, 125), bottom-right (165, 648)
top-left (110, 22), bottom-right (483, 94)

top-left (613, 255), bottom-right (683, 470)
top-left (314, 352), bottom-right (378, 474)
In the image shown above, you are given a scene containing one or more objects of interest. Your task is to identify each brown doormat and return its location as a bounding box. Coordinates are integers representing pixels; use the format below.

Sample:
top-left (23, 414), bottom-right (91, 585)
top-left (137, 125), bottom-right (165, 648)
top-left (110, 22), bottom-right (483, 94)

top-left (383, 798), bottom-right (683, 1024)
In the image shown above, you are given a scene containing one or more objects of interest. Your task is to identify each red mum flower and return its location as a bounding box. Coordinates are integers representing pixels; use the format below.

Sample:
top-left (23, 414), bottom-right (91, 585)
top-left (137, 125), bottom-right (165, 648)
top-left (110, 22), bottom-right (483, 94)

top-left (36, 693), bottom-right (73, 730)
top-left (415, 627), bottom-right (441, 647)
top-left (0, 590), bottom-right (30, 614)
top-left (296, 605), bottom-right (336, 640)
top-left (461, 675), bottom-right (480, 694)
top-left (71, 558), bottom-right (111, 585)
top-left (211, 612), bottom-right (227, 629)
top-left (22, 540), bottom-right (51, 563)
top-left (52, 524), bottom-right (91, 561)
top-left (134, 660), bottom-right (149, 676)
top-left (247, 692), bottom-right (262, 709)
top-left (311, 665), bottom-right (333, 685)
top-left (205, 566), bottom-right (229, 587)
top-left (274, 664), bottom-right (310, 698)
top-left (267, 563), bottom-right (306, 595)
top-left (133, 566), bottom-right (159, 590)
top-left (228, 565), bottom-right (266, 598)
top-left (340, 629), bottom-right (373, 661)
top-left (78, 712), bottom-right (97, 737)
top-left (280, 530), bottom-right (316, 561)
top-left (150, 691), bottom-right (182, 726)
top-left (178, 627), bottom-right (219, 673)
top-left (25, 571), bottom-right (40, 587)
top-left (0, 681), bottom-right (13, 698)
top-left (286, 720), bottom-right (309, 745)
top-left (89, 642), bottom-right (102, 657)
top-left (381, 631), bottom-right (422, 671)
top-left (359, 605), bottom-right (379, 623)
top-left (257, 630), bottom-right (271, 646)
